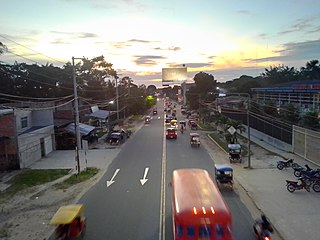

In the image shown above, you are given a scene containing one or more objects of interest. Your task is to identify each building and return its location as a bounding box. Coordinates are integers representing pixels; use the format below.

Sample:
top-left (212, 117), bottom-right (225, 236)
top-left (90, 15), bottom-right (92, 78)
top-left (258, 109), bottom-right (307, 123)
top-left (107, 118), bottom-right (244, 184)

top-left (251, 80), bottom-right (320, 112)
top-left (0, 109), bottom-right (19, 170)
top-left (0, 102), bottom-right (55, 170)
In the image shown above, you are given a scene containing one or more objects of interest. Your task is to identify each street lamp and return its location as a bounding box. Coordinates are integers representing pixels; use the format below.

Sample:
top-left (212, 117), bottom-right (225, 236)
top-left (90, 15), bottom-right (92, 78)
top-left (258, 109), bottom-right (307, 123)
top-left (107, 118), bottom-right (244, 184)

top-left (72, 56), bottom-right (85, 174)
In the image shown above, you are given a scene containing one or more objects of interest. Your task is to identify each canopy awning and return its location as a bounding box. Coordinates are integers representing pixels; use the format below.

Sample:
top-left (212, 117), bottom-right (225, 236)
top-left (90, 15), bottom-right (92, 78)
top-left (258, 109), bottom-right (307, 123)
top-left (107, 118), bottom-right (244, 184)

top-left (89, 110), bottom-right (111, 119)
top-left (65, 123), bottom-right (95, 136)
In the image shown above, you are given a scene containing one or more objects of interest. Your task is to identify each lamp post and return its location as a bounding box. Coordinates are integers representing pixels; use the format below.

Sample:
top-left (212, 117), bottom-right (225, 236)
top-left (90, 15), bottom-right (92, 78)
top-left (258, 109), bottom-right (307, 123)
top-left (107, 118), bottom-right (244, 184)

top-left (72, 56), bottom-right (85, 174)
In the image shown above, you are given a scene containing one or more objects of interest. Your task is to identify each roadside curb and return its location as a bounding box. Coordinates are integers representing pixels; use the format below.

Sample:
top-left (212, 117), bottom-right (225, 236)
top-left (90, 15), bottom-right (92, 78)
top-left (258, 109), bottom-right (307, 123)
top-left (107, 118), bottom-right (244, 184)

top-left (205, 132), bottom-right (285, 240)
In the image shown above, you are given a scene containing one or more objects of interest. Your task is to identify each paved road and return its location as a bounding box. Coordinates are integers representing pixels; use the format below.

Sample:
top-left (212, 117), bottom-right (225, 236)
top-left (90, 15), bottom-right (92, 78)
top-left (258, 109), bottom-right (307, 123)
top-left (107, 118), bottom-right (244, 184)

top-left (29, 100), bottom-right (320, 240)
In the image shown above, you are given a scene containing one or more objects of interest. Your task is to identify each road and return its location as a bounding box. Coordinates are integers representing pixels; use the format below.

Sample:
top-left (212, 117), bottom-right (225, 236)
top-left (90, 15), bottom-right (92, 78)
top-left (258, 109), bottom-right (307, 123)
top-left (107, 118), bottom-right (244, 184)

top-left (80, 100), bottom-right (257, 240)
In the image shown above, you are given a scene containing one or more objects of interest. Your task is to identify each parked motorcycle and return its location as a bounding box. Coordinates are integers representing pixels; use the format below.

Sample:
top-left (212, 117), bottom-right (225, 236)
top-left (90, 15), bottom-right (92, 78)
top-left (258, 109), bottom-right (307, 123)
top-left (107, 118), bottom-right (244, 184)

top-left (276, 158), bottom-right (294, 170)
top-left (253, 215), bottom-right (273, 240)
top-left (293, 164), bottom-right (312, 177)
top-left (312, 180), bottom-right (320, 192)
top-left (286, 177), bottom-right (311, 192)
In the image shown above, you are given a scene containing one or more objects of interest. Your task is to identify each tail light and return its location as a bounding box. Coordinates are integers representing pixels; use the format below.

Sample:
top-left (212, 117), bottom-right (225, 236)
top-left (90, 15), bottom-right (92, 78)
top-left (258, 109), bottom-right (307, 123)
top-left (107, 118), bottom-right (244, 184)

top-left (263, 237), bottom-right (270, 240)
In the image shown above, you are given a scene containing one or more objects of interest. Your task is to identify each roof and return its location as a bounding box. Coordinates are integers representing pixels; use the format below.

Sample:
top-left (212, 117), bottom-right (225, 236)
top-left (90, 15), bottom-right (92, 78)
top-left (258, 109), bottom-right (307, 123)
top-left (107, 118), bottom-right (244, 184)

top-left (215, 164), bottom-right (233, 172)
top-left (65, 123), bottom-right (95, 136)
top-left (50, 204), bottom-right (84, 225)
top-left (89, 109), bottom-right (111, 119)
top-left (252, 80), bottom-right (320, 93)
top-left (172, 169), bottom-right (230, 218)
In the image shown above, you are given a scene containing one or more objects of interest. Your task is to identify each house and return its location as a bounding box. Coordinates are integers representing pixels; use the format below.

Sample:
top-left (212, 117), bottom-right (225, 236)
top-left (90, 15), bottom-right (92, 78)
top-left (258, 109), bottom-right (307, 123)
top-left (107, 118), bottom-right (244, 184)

top-left (0, 108), bottom-right (19, 171)
top-left (0, 102), bottom-right (55, 169)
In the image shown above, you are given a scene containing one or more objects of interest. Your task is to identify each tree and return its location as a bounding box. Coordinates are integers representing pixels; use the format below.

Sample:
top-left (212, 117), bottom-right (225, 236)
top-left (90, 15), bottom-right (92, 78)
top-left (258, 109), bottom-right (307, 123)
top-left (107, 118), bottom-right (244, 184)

top-left (300, 60), bottom-right (320, 80)
top-left (147, 85), bottom-right (157, 95)
top-left (193, 72), bottom-right (217, 97)
top-left (302, 110), bottom-right (320, 129)
top-left (261, 65), bottom-right (299, 85)
top-left (224, 119), bottom-right (246, 143)
top-left (0, 42), bottom-right (7, 55)
top-left (279, 103), bottom-right (300, 124)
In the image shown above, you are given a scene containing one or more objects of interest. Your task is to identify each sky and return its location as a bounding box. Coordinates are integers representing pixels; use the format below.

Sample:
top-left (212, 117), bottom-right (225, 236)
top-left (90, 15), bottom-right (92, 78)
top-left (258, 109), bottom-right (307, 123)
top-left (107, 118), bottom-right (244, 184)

top-left (1, 0), bottom-right (320, 87)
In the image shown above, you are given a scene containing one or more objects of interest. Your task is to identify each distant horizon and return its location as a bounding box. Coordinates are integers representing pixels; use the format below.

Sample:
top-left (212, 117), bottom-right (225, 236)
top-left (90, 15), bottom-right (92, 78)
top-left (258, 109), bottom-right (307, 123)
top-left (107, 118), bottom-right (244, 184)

top-left (1, 1), bottom-right (319, 88)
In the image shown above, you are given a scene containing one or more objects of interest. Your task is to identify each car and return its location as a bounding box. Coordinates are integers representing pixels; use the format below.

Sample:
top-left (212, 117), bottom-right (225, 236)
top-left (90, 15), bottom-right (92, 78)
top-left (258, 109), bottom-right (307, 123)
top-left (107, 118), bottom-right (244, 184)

top-left (106, 132), bottom-right (122, 145)
top-left (165, 116), bottom-right (173, 125)
top-left (166, 128), bottom-right (177, 139)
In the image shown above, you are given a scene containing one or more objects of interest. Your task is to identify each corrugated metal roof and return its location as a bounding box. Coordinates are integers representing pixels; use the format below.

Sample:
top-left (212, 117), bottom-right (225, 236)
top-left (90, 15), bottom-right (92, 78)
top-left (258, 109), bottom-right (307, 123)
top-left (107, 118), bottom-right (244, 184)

top-left (65, 123), bottom-right (95, 136)
top-left (89, 110), bottom-right (111, 119)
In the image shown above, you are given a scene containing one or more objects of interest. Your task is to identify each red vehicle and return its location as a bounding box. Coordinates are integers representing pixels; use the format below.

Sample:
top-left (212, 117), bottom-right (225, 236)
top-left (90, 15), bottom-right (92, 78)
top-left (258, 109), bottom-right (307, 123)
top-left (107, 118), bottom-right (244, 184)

top-left (166, 128), bottom-right (177, 139)
top-left (171, 169), bottom-right (233, 240)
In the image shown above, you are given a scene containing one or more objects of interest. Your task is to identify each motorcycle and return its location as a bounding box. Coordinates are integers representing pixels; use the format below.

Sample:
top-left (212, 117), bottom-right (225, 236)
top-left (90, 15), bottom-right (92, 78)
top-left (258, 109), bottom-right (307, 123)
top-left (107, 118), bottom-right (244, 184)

top-left (276, 158), bottom-right (294, 170)
top-left (286, 177), bottom-right (311, 192)
top-left (253, 216), bottom-right (273, 240)
top-left (293, 164), bottom-right (312, 177)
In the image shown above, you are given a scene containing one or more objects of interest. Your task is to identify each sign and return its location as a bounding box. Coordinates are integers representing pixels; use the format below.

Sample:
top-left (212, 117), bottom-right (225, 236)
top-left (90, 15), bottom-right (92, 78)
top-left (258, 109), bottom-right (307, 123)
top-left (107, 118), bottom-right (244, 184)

top-left (228, 126), bottom-right (236, 135)
top-left (162, 67), bottom-right (187, 85)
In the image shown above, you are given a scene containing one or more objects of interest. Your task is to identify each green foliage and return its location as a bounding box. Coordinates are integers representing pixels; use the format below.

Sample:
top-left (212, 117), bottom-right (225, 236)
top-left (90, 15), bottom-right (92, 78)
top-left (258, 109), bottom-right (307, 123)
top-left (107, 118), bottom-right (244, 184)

top-left (55, 167), bottom-right (99, 189)
top-left (279, 103), bottom-right (300, 124)
top-left (0, 169), bottom-right (70, 201)
top-left (302, 110), bottom-right (320, 129)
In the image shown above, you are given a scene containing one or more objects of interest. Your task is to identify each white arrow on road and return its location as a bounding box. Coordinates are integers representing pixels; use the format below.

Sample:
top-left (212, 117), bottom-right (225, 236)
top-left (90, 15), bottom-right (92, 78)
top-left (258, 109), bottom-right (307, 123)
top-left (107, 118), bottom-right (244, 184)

top-left (107, 169), bottom-right (120, 187)
top-left (140, 167), bottom-right (149, 186)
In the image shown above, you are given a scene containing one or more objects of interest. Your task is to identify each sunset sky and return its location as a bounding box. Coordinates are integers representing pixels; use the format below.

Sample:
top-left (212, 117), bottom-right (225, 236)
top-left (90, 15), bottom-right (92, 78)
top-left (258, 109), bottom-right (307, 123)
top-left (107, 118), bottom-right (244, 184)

top-left (1, 0), bottom-right (320, 87)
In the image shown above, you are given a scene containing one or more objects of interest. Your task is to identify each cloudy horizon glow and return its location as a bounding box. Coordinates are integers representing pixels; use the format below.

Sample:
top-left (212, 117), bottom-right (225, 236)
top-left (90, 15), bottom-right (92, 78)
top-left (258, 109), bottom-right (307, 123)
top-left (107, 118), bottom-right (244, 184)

top-left (1, 0), bottom-right (320, 87)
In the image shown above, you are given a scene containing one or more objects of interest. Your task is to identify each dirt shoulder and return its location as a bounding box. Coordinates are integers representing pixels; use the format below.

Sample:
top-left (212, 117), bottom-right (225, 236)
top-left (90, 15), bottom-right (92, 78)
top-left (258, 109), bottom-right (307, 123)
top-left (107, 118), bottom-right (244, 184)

top-left (0, 169), bottom-right (104, 240)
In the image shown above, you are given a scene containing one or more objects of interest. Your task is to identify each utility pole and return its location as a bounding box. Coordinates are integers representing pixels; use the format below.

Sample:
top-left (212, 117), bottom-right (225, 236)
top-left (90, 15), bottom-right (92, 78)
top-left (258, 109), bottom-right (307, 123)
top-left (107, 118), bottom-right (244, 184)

top-left (72, 56), bottom-right (83, 174)
top-left (116, 76), bottom-right (119, 121)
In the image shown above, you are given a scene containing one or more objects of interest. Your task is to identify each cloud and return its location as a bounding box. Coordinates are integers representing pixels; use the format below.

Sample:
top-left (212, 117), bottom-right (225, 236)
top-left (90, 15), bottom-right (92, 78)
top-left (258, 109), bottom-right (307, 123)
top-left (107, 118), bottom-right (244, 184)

top-left (51, 39), bottom-right (71, 45)
top-left (133, 55), bottom-right (166, 66)
top-left (128, 39), bottom-right (154, 43)
top-left (50, 31), bottom-right (99, 39)
top-left (278, 16), bottom-right (319, 35)
top-left (243, 39), bottom-right (320, 67)
top-left (110, 39), bottom-right (158, 49)
top-left (153, 46), bottom-right (181, 51)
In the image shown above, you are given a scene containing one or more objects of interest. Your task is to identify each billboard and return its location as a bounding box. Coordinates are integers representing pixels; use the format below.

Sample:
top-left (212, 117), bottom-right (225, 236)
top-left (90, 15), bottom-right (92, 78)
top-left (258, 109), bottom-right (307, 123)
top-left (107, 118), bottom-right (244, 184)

top-left (162, 67), bottom-right (187, 85)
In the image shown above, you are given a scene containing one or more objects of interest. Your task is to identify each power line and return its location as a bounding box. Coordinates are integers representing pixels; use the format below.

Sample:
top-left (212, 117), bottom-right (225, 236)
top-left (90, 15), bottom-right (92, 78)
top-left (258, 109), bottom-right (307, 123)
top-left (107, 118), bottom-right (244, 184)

top-left (0, 34), bottom-right (66, 64)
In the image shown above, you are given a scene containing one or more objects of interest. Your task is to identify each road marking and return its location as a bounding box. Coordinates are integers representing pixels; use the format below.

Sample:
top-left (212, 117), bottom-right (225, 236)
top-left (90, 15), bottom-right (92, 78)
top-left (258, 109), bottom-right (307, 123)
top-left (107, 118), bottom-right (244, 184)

top-left (159, 113), bottom-right (167, 240)
top-left (106, 168), bottom-right (120, 187)
top-left (140, 167), bottom-right (150, 186)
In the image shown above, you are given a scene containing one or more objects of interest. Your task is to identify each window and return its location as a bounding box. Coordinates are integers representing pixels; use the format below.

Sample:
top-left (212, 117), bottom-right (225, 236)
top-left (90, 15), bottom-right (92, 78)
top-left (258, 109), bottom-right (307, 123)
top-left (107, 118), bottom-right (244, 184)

top-left (199, 225), bottom-right (212, 237)
top-left (176, 224), bottom-right (183, 237)
top-left (21, 117), bottom-right (28, 128)
top-left (215, 225), bottom-right (223, 238)
top-left (186, 226), bottom-right (195, 238)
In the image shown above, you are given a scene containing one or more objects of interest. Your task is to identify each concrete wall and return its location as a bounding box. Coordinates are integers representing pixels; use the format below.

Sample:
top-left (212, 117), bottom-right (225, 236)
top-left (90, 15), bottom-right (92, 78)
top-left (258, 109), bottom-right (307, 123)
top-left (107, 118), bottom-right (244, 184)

top-left (242, 125), bottom-right (292, 152)
top-left (293, 125), bottom-right (320, 166)
top-left (18, 125), bottom-right (54, 168)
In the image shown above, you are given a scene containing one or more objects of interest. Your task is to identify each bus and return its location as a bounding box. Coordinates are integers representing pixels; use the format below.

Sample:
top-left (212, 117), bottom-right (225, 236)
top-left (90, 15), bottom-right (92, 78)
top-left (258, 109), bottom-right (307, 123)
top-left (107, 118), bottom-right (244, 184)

top-left (171, 169), bottom-right (233, 240)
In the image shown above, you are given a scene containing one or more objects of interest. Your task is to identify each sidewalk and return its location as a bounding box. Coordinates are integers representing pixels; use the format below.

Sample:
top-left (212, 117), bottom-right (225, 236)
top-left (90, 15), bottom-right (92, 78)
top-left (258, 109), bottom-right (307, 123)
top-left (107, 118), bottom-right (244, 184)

top-left (206, 131), bottom-right (320, 240)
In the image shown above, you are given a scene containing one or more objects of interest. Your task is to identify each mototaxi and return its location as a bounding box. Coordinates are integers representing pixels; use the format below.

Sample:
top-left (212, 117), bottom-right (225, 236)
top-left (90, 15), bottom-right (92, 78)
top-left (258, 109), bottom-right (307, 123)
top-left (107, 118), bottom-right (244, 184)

top-left (228, 143), bottom-right (242, 163)
top-left (189, 133), bottom-right (200, 147)
top-left (50, 204), bottom-right (86, 240)
top-left (170, 119), bottom-right (178, 129)
top-left (144, 115), bottom-right (151, 124)
top-left (214, 164), bottom-right (233, 189)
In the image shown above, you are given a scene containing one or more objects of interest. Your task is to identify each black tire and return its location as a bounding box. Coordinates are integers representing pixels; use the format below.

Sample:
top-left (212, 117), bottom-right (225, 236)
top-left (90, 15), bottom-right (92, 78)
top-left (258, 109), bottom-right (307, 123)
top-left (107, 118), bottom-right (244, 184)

top-left (277, 163), bottom-right (284, 170)
top-left (294, 170), bottom-right (302, 177)
top-left (287, 184), bottom-right (296, 193)
top-left (312, 183), bottom-right (320, 192)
